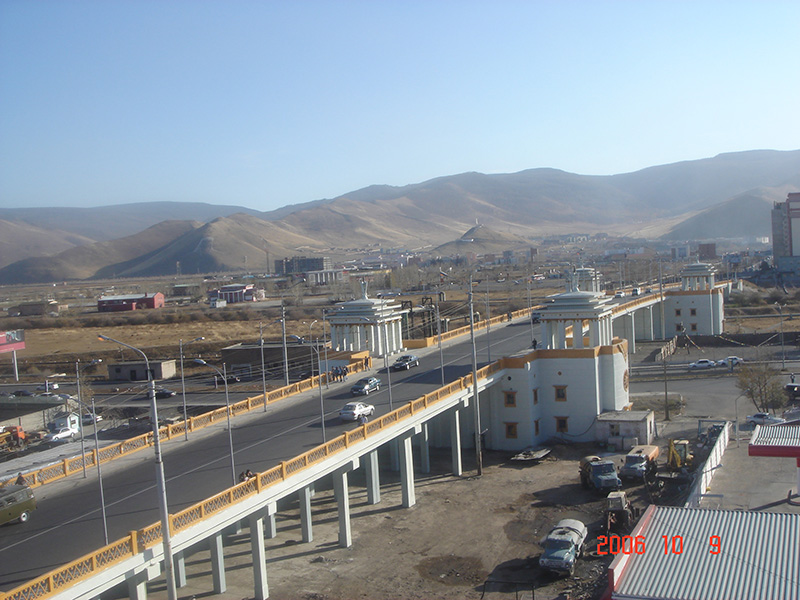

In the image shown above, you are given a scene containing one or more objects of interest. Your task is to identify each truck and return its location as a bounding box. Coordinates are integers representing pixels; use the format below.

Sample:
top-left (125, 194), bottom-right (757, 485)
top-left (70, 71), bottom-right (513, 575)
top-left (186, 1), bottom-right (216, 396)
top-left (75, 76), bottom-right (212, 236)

top-left (579, 455), bottom-right (622, 492)
top-left (0, 426), bottom-right (27, 452)
top-left (619, 445), bottom-right (659, 481)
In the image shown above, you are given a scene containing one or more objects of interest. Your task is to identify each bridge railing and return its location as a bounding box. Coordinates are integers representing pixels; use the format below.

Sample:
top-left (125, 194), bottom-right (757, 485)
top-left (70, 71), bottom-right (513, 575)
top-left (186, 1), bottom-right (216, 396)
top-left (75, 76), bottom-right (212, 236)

top-left (11, 360), bottom-right (371, 491)
top-left (1, 362), bottom-right (501, 600)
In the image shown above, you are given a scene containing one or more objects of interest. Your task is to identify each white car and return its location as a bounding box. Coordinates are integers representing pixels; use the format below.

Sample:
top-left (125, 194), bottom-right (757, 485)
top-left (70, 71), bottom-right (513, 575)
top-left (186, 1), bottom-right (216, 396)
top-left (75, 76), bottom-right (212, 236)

top-left (44, 427), bottom-right (77, 442)
top-left (339, 402), bottom-right (375, 422)
top-left (746, 413), bottom-right (786, 426)
top-left (688, 359), bottom-right (717, 370)
top-left (36, 382), bottom-right (59, 390)
top-left (717, 356), bottom-right (744, 368)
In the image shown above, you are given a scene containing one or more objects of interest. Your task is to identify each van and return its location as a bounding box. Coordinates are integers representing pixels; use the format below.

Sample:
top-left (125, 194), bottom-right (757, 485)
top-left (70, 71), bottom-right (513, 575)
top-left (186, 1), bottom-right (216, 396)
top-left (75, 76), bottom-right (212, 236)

top-left (0, 485), bottom-right (36, 525)
top-left (619, 445), bottom-right (659, 480)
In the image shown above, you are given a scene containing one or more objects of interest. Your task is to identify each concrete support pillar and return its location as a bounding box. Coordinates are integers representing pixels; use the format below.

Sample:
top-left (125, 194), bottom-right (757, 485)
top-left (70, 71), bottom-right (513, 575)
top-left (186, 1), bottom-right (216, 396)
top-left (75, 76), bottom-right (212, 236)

top-left (299, 485), bottom-right (313, 543)
top-left (127, 570), bottom-right (148, 600)
top-left (209, 532), bottom-right (226, 594)
top-left (589, 319), bottom-right (599, 347)
top-left (627, 313), bottom-right (636, 354)
top-left (365, 449), bottom-right (381, 504)
top-left (418, 422), bottom-right (431, 473)
top-left (399, 434), bottom-right (416, 508)
top-left (249, 514), bottom-right (269, 600)
top-left (451, 407), bottom-right (463, 476)
top-left (265, 503), bottom-right (278, 539)
top-left (174, 551), bottom-right (187, 588)
top-left (574, 320), bottom-right (584, 348)
top-left (389, 439), bottom-right (400, 471)
top-left (333, 467), bottom-right (353, 548)
top-left (645, 306), bottom-right (655, 340)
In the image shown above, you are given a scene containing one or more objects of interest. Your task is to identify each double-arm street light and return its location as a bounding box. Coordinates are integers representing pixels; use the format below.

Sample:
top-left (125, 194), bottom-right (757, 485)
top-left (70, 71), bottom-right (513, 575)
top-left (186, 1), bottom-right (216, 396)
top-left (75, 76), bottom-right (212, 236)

top-left (75, 358), bottom-right (109, 545)
top-left (194, 359), bottom-right (237, 486)
top-left (179, 337), bottom-right (205, 441)
top-left (97, 335), bottom-right (177, 600)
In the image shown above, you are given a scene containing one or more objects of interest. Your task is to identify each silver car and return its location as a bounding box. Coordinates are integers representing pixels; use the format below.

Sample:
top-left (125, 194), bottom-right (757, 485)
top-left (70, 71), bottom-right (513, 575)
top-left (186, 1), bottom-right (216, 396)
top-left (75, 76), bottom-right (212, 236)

top-left (339, 402), bottom-right (375, 422)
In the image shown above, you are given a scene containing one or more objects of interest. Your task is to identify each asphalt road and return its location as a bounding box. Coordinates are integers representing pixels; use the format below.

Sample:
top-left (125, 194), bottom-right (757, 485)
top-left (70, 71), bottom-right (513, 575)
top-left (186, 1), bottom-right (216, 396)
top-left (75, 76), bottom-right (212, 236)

top-left (0, 318), bottom-right (540, 591)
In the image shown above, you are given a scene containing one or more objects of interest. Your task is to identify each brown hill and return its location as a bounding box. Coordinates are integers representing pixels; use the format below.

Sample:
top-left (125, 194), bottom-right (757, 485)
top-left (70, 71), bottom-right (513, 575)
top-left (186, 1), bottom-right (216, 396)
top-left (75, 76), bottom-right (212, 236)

top-left (0, 220), bottom-right (201, 283)
top-left (0, 219), bottom-right (95, 269)
top-left (1, 149), bottom-right (799, 283)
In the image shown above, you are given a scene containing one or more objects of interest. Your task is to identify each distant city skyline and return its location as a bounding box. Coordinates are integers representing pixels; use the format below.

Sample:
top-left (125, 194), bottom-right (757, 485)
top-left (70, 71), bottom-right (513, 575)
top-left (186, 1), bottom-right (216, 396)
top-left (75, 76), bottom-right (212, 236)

top-left (1, 1), bottom-right (799, 212)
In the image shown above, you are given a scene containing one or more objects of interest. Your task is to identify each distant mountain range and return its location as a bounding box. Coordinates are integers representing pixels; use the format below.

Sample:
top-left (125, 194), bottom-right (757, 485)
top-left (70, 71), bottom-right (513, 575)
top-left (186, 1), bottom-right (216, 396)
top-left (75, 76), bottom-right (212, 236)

top-left (0, 149), bottom-right (798, 284)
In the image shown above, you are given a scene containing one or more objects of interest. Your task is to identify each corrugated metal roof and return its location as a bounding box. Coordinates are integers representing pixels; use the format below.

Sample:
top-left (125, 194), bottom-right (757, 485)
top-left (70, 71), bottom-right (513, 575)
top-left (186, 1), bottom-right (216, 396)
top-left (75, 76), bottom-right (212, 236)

top-left (750, 424), bottom-right (800, 449)
top-left (612, 506), bottom-right (800, 600)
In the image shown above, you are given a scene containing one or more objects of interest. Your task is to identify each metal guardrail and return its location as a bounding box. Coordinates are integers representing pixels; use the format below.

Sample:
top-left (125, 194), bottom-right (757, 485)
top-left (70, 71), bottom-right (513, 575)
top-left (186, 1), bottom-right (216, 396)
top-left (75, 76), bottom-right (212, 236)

top-left (11, 362), bottom-right (370, 490)
top-left (1, 361), bottom-right (503, 600)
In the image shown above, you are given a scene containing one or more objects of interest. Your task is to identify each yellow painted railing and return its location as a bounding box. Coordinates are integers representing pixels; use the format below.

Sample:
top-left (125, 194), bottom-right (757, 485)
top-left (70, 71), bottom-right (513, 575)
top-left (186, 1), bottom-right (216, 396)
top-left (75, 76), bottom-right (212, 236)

top-left (1, 361), bottom-right (502, 600)
top-left (12, 361), bottom-right (370, 491)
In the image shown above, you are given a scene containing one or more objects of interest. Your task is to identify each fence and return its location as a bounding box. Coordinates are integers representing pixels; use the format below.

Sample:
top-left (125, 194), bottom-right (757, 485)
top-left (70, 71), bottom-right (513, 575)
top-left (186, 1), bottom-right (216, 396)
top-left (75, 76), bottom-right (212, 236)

top-left (1, 361), bottom-right (503, 600)
top-left (684, 422), bottom-right (731, 508)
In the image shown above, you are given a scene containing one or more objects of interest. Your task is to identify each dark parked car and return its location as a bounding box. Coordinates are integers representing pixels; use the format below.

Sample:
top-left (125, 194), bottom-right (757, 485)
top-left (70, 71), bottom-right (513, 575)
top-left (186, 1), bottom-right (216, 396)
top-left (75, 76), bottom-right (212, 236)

top-left (392, 355), bottom-right (420, 371)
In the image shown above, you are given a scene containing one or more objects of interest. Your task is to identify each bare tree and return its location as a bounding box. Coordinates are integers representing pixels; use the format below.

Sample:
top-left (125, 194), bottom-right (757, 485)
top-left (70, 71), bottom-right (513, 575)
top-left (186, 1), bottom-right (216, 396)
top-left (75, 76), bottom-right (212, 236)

top-left (736, 363), bottom-right (786, 412)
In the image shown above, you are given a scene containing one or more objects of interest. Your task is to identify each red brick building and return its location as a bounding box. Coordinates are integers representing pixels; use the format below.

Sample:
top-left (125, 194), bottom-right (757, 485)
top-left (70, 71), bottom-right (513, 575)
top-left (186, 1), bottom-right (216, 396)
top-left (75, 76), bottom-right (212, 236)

top-left (97, 292), bottom-right (165, 312)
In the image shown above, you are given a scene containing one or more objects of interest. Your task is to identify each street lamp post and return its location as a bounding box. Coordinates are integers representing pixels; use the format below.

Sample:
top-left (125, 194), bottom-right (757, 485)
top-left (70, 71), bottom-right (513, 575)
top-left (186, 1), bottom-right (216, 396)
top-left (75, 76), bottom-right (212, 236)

top-left (97, 335), bottom-right (177, 600)
top-left (289, 335), bottom-right (327, 443)
top-left (468, 275), bottom-right (483, 476)
top-left (776, 303), bottom-right (786, 369)
top-left (526, 276), bottom-right (535, 345)
top-left (179, 336), bottom-right (204, 441)
top-left (74, 359), bottom-right (108, 544)
top-left (259, 322), bottom-right (268, 411)
top-left (321, 311), bottom-right (331, 389)
top-left (358, 315), bottom-right (393, 410)
top-left (304, 320), bottom-right (318, 377)
top-left (194, 360), bottom-right (237, 486)
top-left (76, 359), bottom-right (103, 477)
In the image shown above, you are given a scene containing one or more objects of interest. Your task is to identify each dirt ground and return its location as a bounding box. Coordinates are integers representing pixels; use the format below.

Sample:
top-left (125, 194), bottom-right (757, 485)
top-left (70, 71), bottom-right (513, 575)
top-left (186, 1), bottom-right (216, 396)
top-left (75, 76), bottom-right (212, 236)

top-left (150, 444), bottom-right (657, 600)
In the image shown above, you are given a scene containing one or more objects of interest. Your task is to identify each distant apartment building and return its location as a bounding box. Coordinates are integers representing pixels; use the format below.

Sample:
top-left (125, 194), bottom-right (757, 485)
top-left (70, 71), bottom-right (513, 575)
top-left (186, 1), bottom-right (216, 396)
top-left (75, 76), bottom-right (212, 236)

top-left (97, 293), bottom-right (164, 312)
top-left (772, 192), bottom-right (800, 272)
top-left (698, 243), bottom-right (717, 260)
top-left (274, 256), bottom-right (332, 276)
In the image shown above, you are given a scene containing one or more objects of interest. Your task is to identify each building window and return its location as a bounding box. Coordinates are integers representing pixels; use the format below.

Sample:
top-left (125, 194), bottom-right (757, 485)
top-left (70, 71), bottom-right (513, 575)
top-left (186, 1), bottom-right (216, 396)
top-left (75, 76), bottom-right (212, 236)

top-left (610, 423), bottom-right (620, 436)
top-left (533, 388), bottom-right (539, 405)
top-left (691, 323), bottom-right (697, 331)
top-left (534, 419), bottom-right (540, 436)
top-left (675, 309), bottom-right (682, 317)
top-left (556, 417), bottom-right (568, 433)
top-left (504, 391), bottom-right (517, 407)
top-left (690, 308), bottom-right (697, 316)
top-left (554, 386), bottom-right (567, 401)
top-left (676, 323), bottom-right (683, 332)
top-left (505, 422), bottom-right (518, 439)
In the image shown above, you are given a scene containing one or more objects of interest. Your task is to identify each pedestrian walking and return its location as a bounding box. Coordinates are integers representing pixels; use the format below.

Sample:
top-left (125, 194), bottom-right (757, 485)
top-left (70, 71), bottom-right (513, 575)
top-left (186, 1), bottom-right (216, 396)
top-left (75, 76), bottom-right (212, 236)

top-left (532, 338), bottom-right (538, 350)
top-left (342, 366), bottom-right (349, 381)
top-left (791, 373), bottom-right (795, 383)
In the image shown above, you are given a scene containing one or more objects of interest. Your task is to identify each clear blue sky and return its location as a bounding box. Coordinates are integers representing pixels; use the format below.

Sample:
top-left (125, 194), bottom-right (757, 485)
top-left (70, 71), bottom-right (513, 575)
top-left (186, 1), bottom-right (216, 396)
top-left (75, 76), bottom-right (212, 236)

top-left (1, 1), bottom-right (798, 212)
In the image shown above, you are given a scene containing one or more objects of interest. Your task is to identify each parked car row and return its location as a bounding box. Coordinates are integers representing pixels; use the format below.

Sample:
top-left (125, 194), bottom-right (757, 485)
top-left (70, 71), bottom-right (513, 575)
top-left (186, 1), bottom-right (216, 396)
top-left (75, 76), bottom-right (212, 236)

top-left (688, 356), bottom-right (744, 370)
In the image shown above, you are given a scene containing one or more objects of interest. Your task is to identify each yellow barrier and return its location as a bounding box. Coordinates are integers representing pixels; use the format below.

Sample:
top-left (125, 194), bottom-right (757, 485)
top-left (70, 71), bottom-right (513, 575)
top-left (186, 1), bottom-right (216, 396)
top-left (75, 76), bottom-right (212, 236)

top-left (1, 363), bottom-right (493, 600)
